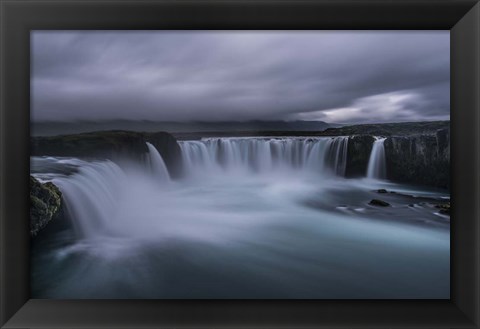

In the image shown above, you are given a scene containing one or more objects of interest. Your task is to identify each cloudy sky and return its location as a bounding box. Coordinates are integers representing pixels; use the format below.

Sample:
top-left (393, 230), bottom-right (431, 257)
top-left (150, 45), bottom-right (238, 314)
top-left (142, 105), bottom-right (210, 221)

top-left (31, 31), bottom-right (449, 124)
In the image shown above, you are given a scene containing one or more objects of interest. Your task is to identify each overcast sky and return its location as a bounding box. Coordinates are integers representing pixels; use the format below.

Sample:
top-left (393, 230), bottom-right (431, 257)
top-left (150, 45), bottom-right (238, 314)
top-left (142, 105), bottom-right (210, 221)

top-left (31, 31), bottom-right (449, 124)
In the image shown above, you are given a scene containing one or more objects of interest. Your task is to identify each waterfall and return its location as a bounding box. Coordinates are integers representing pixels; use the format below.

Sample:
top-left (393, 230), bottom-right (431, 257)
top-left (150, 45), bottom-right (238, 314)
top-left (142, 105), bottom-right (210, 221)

top-left (52, 161), bottom-right (126, 238)
top-left (50, 143), bottom-right (170, 239)
top-left (366, 137), bottom-right (387, 179)
top-left (146, 142), bottom-right (170, 182)
top-left (180, 136), bottom-right (349, 177)
top-left (46, 137), bottom-right (349, 240)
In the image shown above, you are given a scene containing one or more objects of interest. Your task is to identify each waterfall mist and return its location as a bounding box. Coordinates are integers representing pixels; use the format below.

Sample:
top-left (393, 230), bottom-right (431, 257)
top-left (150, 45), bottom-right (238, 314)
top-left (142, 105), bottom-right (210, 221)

top-left (31, 137), bottom-right (450, 299)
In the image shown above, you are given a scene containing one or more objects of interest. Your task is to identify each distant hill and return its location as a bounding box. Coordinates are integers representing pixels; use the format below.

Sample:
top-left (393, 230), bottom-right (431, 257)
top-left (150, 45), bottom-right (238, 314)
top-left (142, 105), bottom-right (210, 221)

top-left (31, 120), bottom-right (334, 136)
top-left (319, 120), bottom-right (450, 136)
top-left (172, 120), bottom-right (450, 140)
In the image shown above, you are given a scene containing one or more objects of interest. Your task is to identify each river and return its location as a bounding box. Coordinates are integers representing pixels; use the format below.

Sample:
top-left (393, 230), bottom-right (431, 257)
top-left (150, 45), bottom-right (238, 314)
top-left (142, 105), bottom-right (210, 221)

top-left (30, 136), bottom-right (450, 299)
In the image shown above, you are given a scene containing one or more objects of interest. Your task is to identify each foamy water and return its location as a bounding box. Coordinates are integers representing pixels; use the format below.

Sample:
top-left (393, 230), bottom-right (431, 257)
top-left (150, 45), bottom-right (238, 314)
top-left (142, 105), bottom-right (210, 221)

top-left (30, 137), bottom-right (450, 299)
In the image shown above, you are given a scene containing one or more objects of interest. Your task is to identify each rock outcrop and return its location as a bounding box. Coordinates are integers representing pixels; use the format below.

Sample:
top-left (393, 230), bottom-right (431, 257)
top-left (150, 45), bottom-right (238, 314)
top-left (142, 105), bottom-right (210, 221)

top-left (30, 176), bottom-right (62, 236)
top-left (369, 199), bottom-right (390, 207)
top-left (384, 128), bottom-right (450, 189)
top-left (436, 202), bottom-right (450, 215)
top-left (31, 130), bottom-right (183, 177)
top-left (315, 121), bottom-right (449, 187)
top-left (338, 123), bottom-right (449, 188)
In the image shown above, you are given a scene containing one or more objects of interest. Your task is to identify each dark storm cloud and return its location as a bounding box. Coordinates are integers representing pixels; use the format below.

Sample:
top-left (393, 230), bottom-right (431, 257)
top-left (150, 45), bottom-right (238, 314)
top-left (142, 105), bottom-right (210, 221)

top-left (31, 31), bottom-right (449, 124)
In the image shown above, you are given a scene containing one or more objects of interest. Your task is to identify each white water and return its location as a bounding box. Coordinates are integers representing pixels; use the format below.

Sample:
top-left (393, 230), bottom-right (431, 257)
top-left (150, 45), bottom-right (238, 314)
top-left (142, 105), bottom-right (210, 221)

top-left (31, 137), bottom-right (450, 299)
top-left (146, 142), bottom-right (170, 182)
top-left (180, 136), bottom-right (349, 177)
top-left (367, 137), bottom-right (387, 179)
top-left (52, 160), bottom-right (126, 238)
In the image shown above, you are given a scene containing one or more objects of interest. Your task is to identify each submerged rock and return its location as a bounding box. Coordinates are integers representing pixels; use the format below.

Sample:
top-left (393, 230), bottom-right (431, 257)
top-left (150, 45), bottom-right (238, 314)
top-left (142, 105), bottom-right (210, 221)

top-left (30, 176), bottom-right (62, 236)
top-left (377, 189), bottom-right (388, 193)
top-left (369, 199), bottom-right (390, 207)
top-left (435, 202), bottom-right (450, 216)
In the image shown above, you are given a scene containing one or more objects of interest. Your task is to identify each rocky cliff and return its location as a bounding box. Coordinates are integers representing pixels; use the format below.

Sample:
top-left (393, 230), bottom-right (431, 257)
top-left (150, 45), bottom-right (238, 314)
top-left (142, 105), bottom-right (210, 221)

top-left (319, 121), bottom-right (450, 188)
top-left (340, 129), bottom-right (450, 188)
top-left (345, 135), bottom-right (375, 178)
top-left (384, 128), bottom-right (450, 189)
top-left (31, 130), bottom-right (183, 177)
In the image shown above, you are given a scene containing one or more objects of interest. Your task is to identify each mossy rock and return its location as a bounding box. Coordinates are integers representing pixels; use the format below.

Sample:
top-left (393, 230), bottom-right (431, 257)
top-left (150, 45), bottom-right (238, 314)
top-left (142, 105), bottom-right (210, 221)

top-left (30, 176), bottom-right (62, 236)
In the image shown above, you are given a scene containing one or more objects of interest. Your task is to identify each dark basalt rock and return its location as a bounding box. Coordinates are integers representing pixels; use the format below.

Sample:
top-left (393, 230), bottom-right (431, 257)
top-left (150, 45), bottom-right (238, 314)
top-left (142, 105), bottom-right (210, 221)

top-left (31, 130), bottom-right (146, 159)
top-left (377, 189), bottom-right (388, 194)
top-left (369, 199), bottom-right (390, 207)
top-left (31, 130), bottom-right (183, 178)
top-left (331, 122), bottom-right (449, 189)
top-left (345, 135), bottom-right (375, 178)
top-left (30, 176), bottom-right (62, 236)
top-left (436, 128), bottom-right (450, 159)
top-left (384, 128), bottom-right (450, 189)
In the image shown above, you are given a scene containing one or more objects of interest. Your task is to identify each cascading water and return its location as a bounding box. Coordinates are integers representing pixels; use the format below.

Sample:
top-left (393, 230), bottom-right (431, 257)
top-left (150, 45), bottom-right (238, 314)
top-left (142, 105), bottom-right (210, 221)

top-left (52, 160), bottom-right (126, 238)
top-left (366, 137), bottom-right (387, 179)
top-left (30, 136), bottom-right (450, 299)
top-left (146, 142), bottom-right (170, 182)
top-left (179, 136), bottom-right (349, 177)
top-left (50, 143), bottom-right (171, 239)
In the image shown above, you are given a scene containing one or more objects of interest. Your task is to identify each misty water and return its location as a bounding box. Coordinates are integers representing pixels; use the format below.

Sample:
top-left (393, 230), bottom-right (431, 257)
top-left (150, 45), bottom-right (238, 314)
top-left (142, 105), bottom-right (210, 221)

top-left (367, 137), bottom-right (387, 179)
top-left (31, 137), bottom-right (450, 299)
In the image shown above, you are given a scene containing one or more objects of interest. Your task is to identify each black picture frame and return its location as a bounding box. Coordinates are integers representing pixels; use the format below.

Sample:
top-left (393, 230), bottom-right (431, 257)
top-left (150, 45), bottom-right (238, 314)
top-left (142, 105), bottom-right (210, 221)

top-left (1, 0), bottom-right (479, 328)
